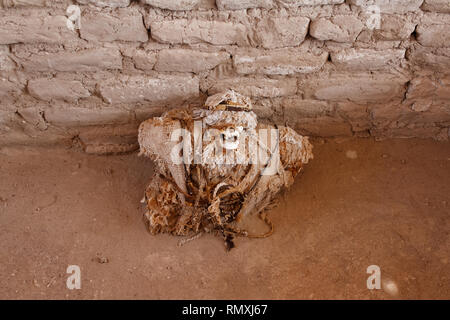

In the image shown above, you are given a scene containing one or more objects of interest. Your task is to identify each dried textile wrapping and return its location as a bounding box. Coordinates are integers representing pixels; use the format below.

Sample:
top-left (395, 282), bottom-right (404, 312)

top-left (138, 91), bottom-right (313, 249)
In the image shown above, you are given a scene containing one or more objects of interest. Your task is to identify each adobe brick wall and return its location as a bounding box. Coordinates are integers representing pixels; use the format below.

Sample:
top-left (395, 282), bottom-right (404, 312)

top-left (0, 0), bottom-right (449, 153)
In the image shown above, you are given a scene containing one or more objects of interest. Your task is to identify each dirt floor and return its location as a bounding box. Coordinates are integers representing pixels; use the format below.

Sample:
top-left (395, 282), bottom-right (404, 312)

top-left (0, 137), bottom-right (449, 299)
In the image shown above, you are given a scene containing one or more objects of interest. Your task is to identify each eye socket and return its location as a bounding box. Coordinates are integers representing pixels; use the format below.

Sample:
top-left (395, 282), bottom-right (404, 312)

top-left (221, 134), bottom-right (238, 142)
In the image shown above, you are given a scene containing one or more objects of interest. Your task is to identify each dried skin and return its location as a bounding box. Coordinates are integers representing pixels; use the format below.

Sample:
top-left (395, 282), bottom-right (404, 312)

top-left (138, 91), bottom-right (313, 249)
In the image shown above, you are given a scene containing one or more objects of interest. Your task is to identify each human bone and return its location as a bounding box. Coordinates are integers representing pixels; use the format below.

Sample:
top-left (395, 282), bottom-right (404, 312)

top-left (138, 90), bottom-right (313, 250)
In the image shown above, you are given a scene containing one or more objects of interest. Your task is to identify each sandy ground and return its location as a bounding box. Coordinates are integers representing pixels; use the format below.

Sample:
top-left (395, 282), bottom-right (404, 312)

top-left (0, 138), bottom-right (449, 299)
